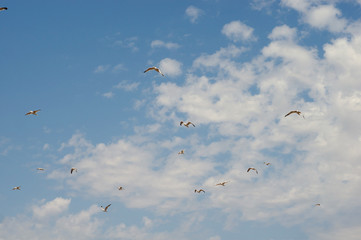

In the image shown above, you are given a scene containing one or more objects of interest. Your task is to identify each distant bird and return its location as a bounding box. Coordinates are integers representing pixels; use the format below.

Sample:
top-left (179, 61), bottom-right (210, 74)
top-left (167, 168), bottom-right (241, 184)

top-left (194, 189), bottom-right (205, 193)
top-left (37, 168), bottom-right (45, 171)
top-left (180, 121), bottom-right (195, 127)
top-left (144, 66), bottom-right (164, 76)
top-left (25, 109), bottom-right (41, 116)
top-left (70, 167), bottom-right (77, 174)
top-left (118, 186), bottom-right (123, 190)
top-left (100, 204), bottom-right (111, 212)
top-left (216, 181), bottom-right (229, 186)
top-left (247, 168), bottom-right (258, 174)
top-left (284, 110), bottom-right (304, 118)
top-left (264, 162), bottom-right (271, 166)
top-left (12, 186), bottom-right (21, 190)
top-left (0, 7), bottom-right (8, 11)
top-left (178, 150), bottom-right (184, 155)
top-left (315, 203), bottom-right (321, 206)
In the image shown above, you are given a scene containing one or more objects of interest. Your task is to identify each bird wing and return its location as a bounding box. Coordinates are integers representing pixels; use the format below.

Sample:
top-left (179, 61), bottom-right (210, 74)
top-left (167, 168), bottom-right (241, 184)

top-left (105, 204), bottom-right (111, 211)
top-left (247, 168), bottom-right (251, 172)
top-left (144, 67), bottom-right (154, 73)
top-left (0, 7), bottom-right (7, 10)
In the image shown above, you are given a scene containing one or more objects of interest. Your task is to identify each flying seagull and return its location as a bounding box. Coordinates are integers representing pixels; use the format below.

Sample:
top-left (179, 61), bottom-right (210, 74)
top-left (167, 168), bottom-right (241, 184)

top-left (25, 109), bottom-right (41, 116)
top-left (180, 121), bottom-right (195, 127)
top-left (178, 150), bottom-right (184, 155)
top-left (0, 7), bottom-right (8, 11)
top-left (70, 167), bottom-right (77, 174)
top-left (216, 181), bottom-right (229, 186)
top-left (194, 189), bottom-right (205, 193)
top-left (144, 67), bottom-right (164, 76)
top-left (284, 110), bottom-right (304, 118)
top-left (314, 203), bottom-right (321, 206)
top-left (12, 186), bottom-right (21, 190)
top-left (247, 168), bottom-right (258, 174)
top-left (37, 168), bottom-right (45, 171)
top-left (264, 162), bottom-right (271, 166)
top-left (118, 186), bottom-right (123, 190)
top-left (101, 204), bottom-right (111, 212)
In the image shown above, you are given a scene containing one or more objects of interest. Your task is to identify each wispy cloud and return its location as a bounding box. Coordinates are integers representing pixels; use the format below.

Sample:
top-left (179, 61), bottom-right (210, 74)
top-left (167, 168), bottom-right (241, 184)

top-left (159, 58), bottom-right (183, 77)
top-left (151, 40), bottom-right (180, 50)
top-left (185, 5), bottom-right (204, 23)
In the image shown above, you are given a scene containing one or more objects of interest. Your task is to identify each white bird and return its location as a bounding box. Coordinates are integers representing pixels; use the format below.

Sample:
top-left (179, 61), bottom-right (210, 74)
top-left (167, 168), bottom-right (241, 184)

top-left (101, 204), bottom-right (111, 212)
top-left (118, 186), bottom-right (123, 190)
top-left (12, 186), bottom-right (21, 190)
top-left (70, 167), bottom-right (77, 174)
top-left (25, 109), bottom-right (41, 116)
top-left (144, 67), bottom-right (164, 76)
top-left (194, 189), bottom-right (205, 193)
top-left (247, 168), bottom-right (258, 174)
top-left (178, 150), bottom-right (184, 155)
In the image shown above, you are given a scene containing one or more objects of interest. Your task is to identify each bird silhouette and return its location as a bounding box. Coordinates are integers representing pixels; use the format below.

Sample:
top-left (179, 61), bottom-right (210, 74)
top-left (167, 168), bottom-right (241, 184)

top-left (25, 109), bottom-right (41, 116)
top-left (101, 204), bottom-right (111, 212)
top-left (194, 189), bottom-right (205, 193)
top-left (70, 167), bottom-right (77, 174)
top-left (180, 121), bottom-right (195, 127)
top-left (216, 181), bottom-right (229, 186)
top-left (247, 168), bottom-right (258, 174)
top-left (144, 67), bottom-right (164, 76)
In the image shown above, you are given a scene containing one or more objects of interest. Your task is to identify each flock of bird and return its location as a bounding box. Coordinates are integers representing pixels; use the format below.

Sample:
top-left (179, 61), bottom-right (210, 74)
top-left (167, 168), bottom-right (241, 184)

top-left (13, 65), bottom-right (321, 214)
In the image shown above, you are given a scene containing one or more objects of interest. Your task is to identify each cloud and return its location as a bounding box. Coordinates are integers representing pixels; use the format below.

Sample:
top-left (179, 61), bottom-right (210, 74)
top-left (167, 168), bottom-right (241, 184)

top-left (268, 25), bottom-right (297, 42)
top-left (185, 5), bottom-right (204, 23)
top-left (102, 92), bottom-right (114, 99)
top-left (114, 81), bottom-right (139, 92)
top-left (114, 37), bottom-right (139, 52)
top-left (221, 20), bottom-right (256, 42)
top-left (151, 40), bottom-right (180, 50)
top-left (159, 58), bottom-right (182, 77)
top-left (33, 197), bottom-right (71, 219)
top-left (94, 65), bottom-right (110, 73)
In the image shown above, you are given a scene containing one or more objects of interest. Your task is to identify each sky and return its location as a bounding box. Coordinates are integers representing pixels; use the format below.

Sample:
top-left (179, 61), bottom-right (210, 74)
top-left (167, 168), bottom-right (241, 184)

top-left (1, 0), bottom-right (361, 239)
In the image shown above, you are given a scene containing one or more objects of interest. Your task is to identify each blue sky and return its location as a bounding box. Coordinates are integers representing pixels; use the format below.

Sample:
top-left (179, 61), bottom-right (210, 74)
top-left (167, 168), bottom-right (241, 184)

top-left (2, 0), bottom-right (361, 239)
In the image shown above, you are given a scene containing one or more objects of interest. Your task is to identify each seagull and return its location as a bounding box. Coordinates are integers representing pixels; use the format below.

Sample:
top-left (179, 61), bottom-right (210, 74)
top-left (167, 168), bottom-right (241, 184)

top-left (0, 7), bottom-right (8, 11)
top-left (12, 186), bottom-right (21, 190)
top-left (247, 168), bottom-right (258, 174)
top-left (70, 167), bottom-right (77, 174)
top-left (284, 110), bottom-right (304, 118)
top-left (144, 67), bottom-right (164, 76)
top-left (194, 189), bottom-right (205, 193)
top-left (25, 109), bottom-right (41, 116)
top-left (178, 150), bottom-right (184, 155)
top-left (100, 204), bottom-right (111, 212)
top-left (216, 181), bottom-right (229, 186)
top-left (314, 203), bottom-right (321, 206)
top-left (264, 162), bottom-right (271, 166)
top-left (180, 121), bottom-right (195, 127)
top-left (37, 168), bottom-right (45, 171)
top-left (118, 186), bottom-right (123, 190)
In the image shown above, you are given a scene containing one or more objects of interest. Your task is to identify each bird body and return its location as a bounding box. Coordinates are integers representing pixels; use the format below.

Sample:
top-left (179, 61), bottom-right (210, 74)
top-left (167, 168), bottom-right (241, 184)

top-left (12, 186), bottom-right (21, 190)
top-left (216, 181), bottom-right (229, 186)
top-left (37, 168), bottom-right (45, 171)
top-left (315, 203), bottom-right (321, 206)
top-left (144, 67), bottom-right (164, 76)
top-left (194, 189), bottom-right (205, 193)
top-left (178, 150), bottom-right (184, 155)
top-left (25, 109), bottom-right (41, 116)
top-left (0, 7), bottom-right (8, 11)
top-left (101, 204), bottom-right (111, 212)
top-left (180, 121), bottom-right (195, 127)
top-left (247, 168), bottom-right (258, 174)
top-left (70, 167), bottom-right (77, 174)
top-left (118, 186), bottom-right (123, 190)
top-left (284, 110), bottom-right (304, 118)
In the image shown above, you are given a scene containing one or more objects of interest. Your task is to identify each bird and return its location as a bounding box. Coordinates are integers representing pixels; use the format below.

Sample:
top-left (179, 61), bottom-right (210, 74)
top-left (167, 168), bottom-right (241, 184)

top-left (100, 204), bottom-right (111, 212)
top-left (37, 168), bottom-right (45, 171)
top-left (216, 181), bottom-right (229, 186)
top-left (70, 167), bottom-right (77, 174)
top-left (247, 168), bottom-right (258, 174)
top-left (180, 121), bottom-right (195, 127)
top-left (284, 110), bottom-right (304, 118)
top-left (12, 186), bottom-right (21, 190)
top-left (178, 150), bottom-right (184, 155)
top-left (144, 67), bottom-right (164, 76)
top-left (194, 189), bottom-right (205, 193)
top-left (264, 162), bottom-right (271, 166)
top-left (25, 109), bottom-right (41, 116)
top-left (118, 186), bottom-right (123, 190)
top-left (315, 203), bottom-right (321, 206)
top-left (0, 7), bottom-right (8, 11)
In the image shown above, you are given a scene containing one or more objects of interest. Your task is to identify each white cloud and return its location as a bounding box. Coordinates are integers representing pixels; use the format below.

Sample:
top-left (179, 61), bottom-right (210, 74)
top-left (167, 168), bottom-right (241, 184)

top-left (102, 91), bottom-right (114, 98)
top-left (151, 40), bottom-right (180, 50)
top-left (114, 81), bottom-right (139, 91)
top-left (94, 65), bottom-right (110, 73)
top-left (112, 63), bottom-right (126, 72)
top-left (185, 5), bottom-right (204, 23)
top-left (304, 5), bottom-right (347, 32)
top-left (159, 58), bottom-right (182, 77)
top-left (221, 20), bottom-right (256, 42)
top-left (268, 25), bottom-right (297, 42)
top-left (33, 197), bottom-right (71, 219)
